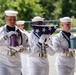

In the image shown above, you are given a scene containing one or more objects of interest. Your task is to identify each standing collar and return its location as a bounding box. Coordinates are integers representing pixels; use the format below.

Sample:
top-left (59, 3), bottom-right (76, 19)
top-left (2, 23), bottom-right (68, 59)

top-left (4, 25), bottom-right (18, 32)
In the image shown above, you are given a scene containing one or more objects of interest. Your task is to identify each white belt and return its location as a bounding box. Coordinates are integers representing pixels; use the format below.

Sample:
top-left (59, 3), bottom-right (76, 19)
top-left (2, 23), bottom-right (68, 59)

top-left (59, 52), bottom-right (75, 57)
top-left (0, 50), bottom-right (18, 56)
top-left (59, 53), bottom-right (66, 56)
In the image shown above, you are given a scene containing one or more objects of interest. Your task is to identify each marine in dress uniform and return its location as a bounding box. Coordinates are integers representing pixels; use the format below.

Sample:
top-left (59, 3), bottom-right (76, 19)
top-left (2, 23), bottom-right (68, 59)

top-left (0, 10), bottom-right (30, 75)
top-left (52, 17), bottom-right (75, 75)
top-left (27, 16), bottom-right (56, 75)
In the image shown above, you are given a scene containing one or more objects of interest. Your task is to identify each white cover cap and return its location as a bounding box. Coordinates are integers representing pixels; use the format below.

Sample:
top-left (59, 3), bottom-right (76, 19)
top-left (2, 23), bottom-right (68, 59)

top-left (32, 16), bottom-right (44, 22)
top-left (5, 10), bottom-right (18, 16)
top-left (60, 17), bottom-right (72, 22)
top-left (16, 21), bottom-right (25, 25)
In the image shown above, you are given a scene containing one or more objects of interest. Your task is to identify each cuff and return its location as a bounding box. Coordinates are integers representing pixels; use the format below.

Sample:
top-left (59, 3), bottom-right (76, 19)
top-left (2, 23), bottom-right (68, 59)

top-left (3, 35), bottom-right (8, 40)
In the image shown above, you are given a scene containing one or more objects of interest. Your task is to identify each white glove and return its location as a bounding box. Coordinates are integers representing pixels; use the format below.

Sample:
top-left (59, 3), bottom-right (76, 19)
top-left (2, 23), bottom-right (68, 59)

top-left (44, 34), bottom-right (50, 43)
top-left (4, 31), bottom-right (18, 40)
top-left (9, 45), bottom-right (23, 52)
top-left (69, 48), bottom-right (75, 57)
top-left (39, 34), bottom-right (47, 44)
top-left (39, 34), bottom-right (50, 44)
top-left (69, 48), bottom-right (74, 52)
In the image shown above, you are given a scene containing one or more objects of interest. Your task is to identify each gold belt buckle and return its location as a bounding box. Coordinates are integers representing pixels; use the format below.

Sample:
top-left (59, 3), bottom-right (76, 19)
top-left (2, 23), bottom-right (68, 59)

top-left (43, 53), bottom-right (47, 57)
top-left (10, 51), bottom-right (16, 56)
top-left (39, 53), bottom-right (47, 58)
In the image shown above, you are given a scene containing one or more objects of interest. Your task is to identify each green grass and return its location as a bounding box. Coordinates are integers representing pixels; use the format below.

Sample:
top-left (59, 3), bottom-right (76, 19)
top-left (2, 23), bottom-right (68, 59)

top-left (51, 33), bottom-right (57, 36)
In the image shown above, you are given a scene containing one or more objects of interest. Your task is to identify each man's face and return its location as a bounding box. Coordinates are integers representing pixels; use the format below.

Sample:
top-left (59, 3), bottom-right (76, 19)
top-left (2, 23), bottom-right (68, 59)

top-left (5, 16), bottom-right (16, 27)
top-left (17, 24), bottom-right (24, 30)
top-left (33, 21), bottom-right (43, 25)
top-left (61, 22), bottom-right (71, 32)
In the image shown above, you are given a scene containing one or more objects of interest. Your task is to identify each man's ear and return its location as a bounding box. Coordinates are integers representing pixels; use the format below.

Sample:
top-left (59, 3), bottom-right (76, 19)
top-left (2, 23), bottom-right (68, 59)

top-left (61, 23), bottom-right (63, 26)
top-left (5, 16), bottom-right (8, 22)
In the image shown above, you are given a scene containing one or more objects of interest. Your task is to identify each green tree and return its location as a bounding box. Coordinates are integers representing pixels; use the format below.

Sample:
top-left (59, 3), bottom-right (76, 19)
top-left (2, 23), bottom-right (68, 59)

top-left (39, 0), bottom-right (56, 20)
top-left (60, 0), bottom-right (76, 18)
top-left (0, 0), bottom-right (44, 29)
top-left (51, 0), bottom-right (62, 19)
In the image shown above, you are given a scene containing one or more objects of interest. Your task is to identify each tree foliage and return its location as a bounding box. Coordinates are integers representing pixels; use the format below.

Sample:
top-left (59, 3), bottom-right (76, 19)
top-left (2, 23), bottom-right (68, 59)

top-left (0, 0), bottom-right (76, 28)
